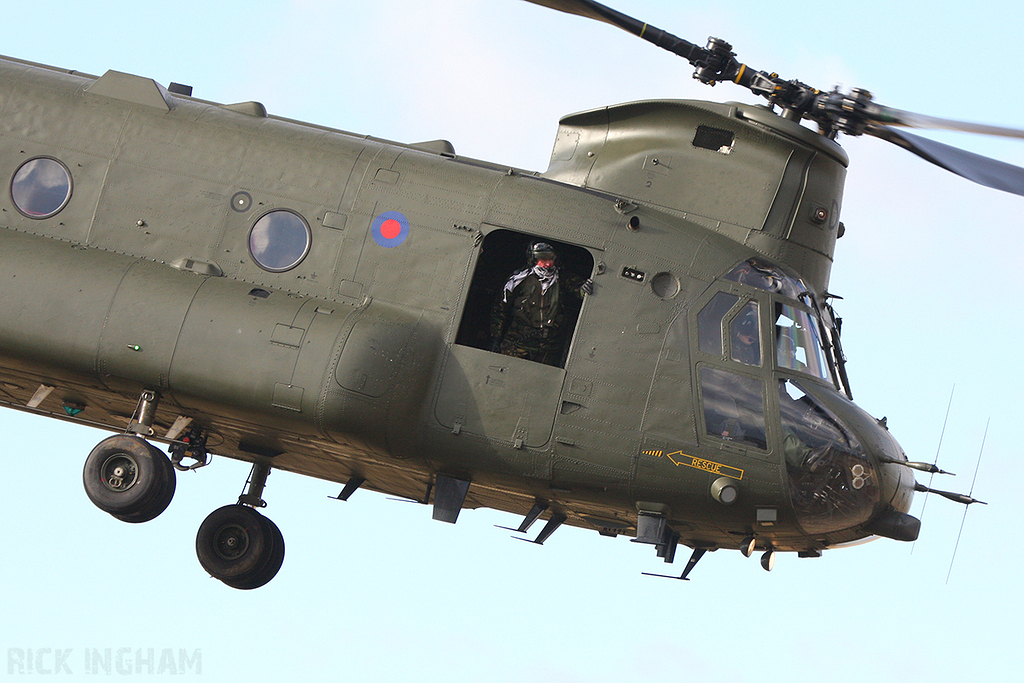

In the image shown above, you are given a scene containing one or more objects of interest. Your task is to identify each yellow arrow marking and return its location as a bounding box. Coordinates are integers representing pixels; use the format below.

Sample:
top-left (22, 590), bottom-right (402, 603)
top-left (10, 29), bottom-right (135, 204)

top-left (646, 450), bottom-right (744, 481)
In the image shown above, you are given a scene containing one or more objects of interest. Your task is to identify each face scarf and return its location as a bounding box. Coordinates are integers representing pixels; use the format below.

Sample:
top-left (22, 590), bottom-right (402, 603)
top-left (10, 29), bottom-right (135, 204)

top-left (502, 265), bottom-right (558, 301)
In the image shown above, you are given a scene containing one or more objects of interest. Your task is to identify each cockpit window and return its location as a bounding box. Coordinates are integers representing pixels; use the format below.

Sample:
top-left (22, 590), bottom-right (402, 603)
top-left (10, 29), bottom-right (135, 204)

top-left (722, 258), bottom-right (841, 388)
top-left (700, 366), bottom-right (767, 450)
top-left (697, 294), bottom-right (762, 367)
top-left (775, 303), bottom-right (831, 381)
top-left (779, 380), bottom-right (877, 534)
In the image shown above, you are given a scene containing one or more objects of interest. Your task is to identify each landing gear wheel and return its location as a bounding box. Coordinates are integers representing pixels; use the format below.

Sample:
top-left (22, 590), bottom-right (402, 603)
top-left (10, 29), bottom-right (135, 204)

top-left (222, 516), bottom-right (285, 590)
top-left (196, 505), bottom-right (283, 588)
top-left (761, 549), bottom-right (776, 571)
top-left (83, 435), bottom-right (176, 521)
top-left (111, 456), bottom-right (176, 524)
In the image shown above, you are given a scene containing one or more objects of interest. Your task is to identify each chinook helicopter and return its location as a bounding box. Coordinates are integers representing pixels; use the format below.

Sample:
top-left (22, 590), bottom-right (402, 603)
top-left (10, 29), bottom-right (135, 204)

top-left (0, 0), bottom-right (1013, 590)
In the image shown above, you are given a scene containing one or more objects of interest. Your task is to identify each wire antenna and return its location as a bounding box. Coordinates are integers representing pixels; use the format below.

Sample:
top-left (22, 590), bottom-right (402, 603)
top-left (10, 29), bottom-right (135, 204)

top-left (912, 385), bottom-right (955, 554)
top-left (946, 418), bottom-right (989, 584)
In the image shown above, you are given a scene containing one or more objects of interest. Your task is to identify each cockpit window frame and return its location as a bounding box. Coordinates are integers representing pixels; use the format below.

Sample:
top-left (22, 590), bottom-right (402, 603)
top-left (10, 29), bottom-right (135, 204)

top-left (720, 258), bottom-right (843, 392)
top-left (773, 299), bottom-right (834, 383)
top-left (697, 363), bottom-right (770, 452)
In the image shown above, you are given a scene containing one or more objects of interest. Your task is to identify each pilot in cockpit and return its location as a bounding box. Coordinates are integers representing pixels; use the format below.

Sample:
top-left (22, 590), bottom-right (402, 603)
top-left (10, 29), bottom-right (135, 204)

top-left (730, 305), bottom-right (762, 367)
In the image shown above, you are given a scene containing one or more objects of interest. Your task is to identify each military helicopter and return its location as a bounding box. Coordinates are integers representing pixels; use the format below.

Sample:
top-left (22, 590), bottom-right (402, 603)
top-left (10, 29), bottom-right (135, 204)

top-left (0, 0), bottom-right (1012, 590)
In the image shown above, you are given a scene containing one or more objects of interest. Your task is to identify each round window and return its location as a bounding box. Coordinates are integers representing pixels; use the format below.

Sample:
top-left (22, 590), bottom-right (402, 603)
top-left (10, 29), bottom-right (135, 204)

top-left (11, 157), bottom-right (73, 218)
top-left (248, 210), bottom-right (311, 272)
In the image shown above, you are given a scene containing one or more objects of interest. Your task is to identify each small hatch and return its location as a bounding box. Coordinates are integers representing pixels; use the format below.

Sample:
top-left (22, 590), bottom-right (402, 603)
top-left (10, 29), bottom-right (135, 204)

top-left (693, 125), bottom-right (735, 154)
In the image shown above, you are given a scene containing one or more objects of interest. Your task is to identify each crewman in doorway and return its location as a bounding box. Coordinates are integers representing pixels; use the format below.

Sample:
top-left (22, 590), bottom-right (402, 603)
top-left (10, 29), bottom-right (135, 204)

top-left (490, 242), bottom-right (592, 366)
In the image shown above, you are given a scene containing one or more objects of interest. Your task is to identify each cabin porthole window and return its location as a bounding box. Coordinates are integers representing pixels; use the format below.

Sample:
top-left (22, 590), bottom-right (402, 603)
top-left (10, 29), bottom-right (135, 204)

top-left (248, 209), bottom-right (311, 272)
top-left (11, 157), bottom-right (73, 219)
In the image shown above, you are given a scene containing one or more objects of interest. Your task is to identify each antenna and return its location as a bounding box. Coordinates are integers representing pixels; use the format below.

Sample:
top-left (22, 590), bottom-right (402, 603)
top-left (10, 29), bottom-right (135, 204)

top-left (946, 418), bottom-right (989, 584)
top-left (912, 385), bottom-right (955, 554)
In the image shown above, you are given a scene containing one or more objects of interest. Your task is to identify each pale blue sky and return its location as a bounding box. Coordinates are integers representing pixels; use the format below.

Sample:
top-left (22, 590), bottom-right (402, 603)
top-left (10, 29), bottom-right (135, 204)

top-left (2, 1), bottom-right (1022, 680)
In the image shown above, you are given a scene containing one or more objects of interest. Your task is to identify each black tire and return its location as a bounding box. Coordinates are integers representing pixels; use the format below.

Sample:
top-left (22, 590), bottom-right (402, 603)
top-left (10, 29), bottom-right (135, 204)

top-left (111, 450), bottom-right (176, 524)
top-left (222, 515), bottom-right (285, 590)
top-left (83, 435), bottom-right (175, 518)
top-left (196, 505), bottom-right (275, 581)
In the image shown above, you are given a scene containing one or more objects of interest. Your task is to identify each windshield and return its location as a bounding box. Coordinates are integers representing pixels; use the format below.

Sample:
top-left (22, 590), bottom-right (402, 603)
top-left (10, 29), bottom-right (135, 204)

top-left (775, 302), bottom-right (831, 382)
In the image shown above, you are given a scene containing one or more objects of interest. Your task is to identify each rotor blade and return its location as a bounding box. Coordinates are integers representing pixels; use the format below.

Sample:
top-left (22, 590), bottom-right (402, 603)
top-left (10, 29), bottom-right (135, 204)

top-left (520, 0), bottom-right (705, 62)
top-left (869, 104), bottom-right (1024, 140)
top-left (872, 126), bottom-right (1024, 197)
top-left (521, 0), bottom-right (627, 26)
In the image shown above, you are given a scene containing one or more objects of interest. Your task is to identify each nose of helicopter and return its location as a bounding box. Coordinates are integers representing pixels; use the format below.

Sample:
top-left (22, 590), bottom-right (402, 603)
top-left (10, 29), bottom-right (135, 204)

top-left (862, 424), bottom-right (921, 542)
top-left (782, 381), bottom-right (919, 543)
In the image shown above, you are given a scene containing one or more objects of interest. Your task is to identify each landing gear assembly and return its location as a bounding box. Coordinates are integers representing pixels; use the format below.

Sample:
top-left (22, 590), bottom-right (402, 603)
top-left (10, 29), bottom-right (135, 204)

top-left (196, 503), bottom-right (284, 590)
top-left (80, 389), bottom-right (284, 589)
top-left (195, 462), bottom-right (285, 590)
top-left (82, 434), bottom-right (176, 523)
top-left (83, 391), bottom-right (178, 523)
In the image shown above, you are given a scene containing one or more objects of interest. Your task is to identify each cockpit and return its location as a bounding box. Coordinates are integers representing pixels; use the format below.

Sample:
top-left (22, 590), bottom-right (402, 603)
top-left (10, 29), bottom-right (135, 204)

top-left (723, 259), bottom-right (840, 383)
top-left (694, 259), bottom-right (881, 535)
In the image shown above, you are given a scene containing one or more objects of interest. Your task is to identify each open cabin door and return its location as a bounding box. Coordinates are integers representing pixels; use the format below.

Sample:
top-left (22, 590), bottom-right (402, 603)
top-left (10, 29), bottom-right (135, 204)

top-left (434, 229), bottom-right (595, 448)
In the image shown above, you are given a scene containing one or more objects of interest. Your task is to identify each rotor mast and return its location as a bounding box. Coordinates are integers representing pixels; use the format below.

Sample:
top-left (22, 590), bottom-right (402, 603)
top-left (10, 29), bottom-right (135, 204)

top-left (524, 0), bottom-right (1024, 197)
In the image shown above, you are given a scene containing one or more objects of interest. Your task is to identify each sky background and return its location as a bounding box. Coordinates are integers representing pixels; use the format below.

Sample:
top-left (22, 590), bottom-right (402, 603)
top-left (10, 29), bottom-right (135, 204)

top-left (2, 0), bottom-right (1022, 680)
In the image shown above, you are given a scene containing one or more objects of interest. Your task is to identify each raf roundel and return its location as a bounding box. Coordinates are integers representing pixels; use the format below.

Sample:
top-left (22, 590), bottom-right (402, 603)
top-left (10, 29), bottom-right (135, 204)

top-left (371, 210), bottom-right (410, 248)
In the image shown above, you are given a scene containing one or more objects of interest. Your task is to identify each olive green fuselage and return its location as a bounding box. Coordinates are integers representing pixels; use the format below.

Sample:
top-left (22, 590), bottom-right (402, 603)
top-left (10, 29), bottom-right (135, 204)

top-left (0, 56), bottom-right (914, 555)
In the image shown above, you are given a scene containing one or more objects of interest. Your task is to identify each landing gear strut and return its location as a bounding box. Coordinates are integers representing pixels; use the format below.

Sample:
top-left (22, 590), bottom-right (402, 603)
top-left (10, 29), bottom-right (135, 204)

top-left (195, 461), bottom-right (285, 590)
